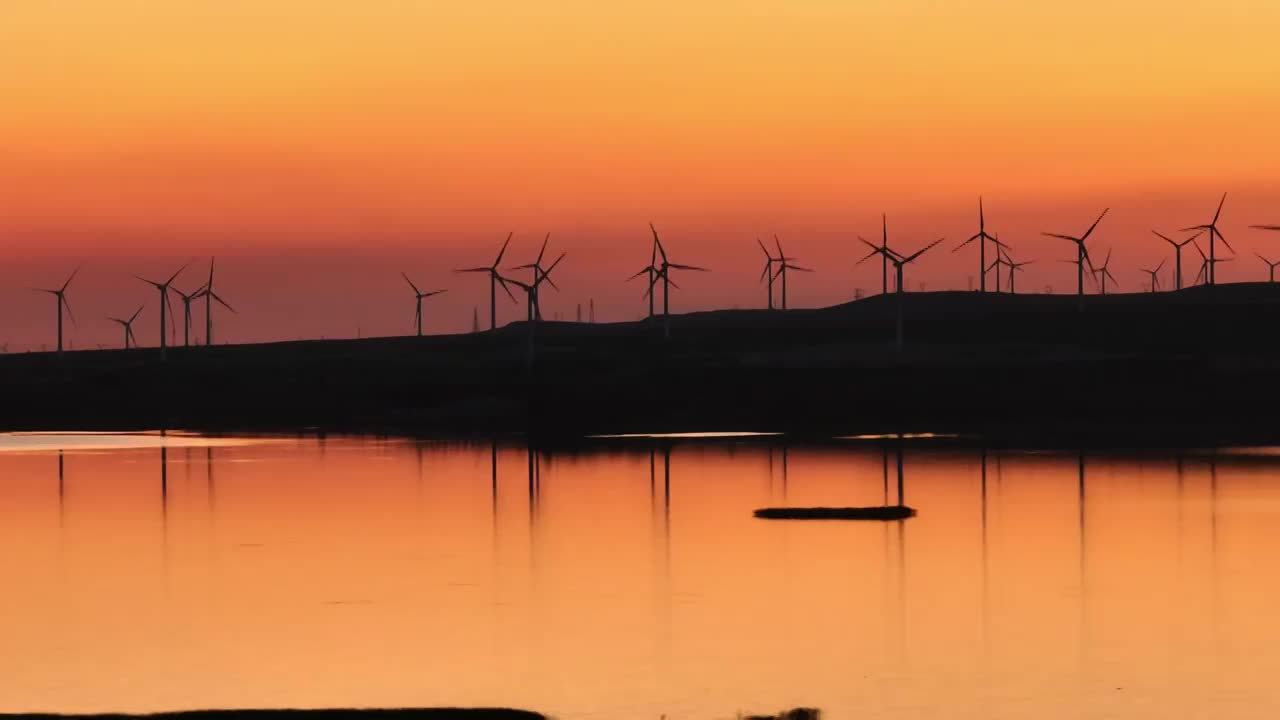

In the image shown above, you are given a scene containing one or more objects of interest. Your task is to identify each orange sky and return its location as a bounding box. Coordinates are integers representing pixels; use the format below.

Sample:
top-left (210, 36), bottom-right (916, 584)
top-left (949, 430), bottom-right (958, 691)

top-left (2, 1), bottom-right (1280, 347)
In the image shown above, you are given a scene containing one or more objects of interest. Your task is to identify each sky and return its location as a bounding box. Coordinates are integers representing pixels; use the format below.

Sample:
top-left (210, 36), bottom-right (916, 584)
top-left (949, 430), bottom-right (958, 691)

top-left (2, 0), bottom-right (1279, 349)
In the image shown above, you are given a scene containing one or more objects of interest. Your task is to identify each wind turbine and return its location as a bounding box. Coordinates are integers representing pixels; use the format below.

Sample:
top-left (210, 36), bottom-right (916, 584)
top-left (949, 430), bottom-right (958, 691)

top-left (1139, 259), bottom-right (1166, 292)
top-left (1255, 253), bottom-right (1280, 283)
top-left (858, 214), bottom-right (895, 294)
top-left (108, 305), bottom-right (145, 349)
top-left (771, 235), bottom-right (813, 310)
top-left (1092, 250), bottom-right (1118, 295)
top-left (401, 273), bottom-right (447, 336)
top-left (456, 233), bottom-right (517, 330)
top-left (510, 233), bottom-right (561, 319)
top-left (953, 197), bottom-right (1007, 292)
top-left (136, 264), bottom-right (187, 360)
top-left (1182, 193), bottom-right (1232, 285)
top-left (172, 286), bottom-right (203, 347)
top-left (628, 239), bottom-right (661, 318)
top-left (1192, 240), bottom-right (1233, 286)
top-left (501, 253), bottom-right (565, 363)
top-left (859, 236), bottom-right (944, 350)
top-left (34, 268), bottom-right (79, 356)
top-left (757, 238), bottom-right (777, 310)
top-left (1003, 249), bottom-right (1033, 295)
top-left (649, 223), bottom-right (708, 318)
top-left (1152, 230), bottom-right (1201, 291)
top-left (196, 258), bottom-right (235, 346)
top-left (1043, 208), bottom-right (1108, 300)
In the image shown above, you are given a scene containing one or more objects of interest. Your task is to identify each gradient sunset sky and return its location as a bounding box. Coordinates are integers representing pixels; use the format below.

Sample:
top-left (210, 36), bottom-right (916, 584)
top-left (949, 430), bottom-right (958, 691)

top-left (2, 1), bottom-right (1279, 348)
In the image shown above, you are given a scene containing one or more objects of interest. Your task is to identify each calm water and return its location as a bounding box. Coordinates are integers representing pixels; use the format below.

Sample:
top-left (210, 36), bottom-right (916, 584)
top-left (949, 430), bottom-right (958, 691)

top-left (2, 432), bottom-right (1280, 719)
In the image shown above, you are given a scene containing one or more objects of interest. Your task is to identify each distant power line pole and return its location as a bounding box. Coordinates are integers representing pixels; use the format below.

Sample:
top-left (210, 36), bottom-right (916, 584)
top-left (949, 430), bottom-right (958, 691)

top-left (589, 298), bottom-right (595, 323)
top-left (576, 303), bottom-right (582, 322)
top-left (472, 307), bottom-right (479, 333)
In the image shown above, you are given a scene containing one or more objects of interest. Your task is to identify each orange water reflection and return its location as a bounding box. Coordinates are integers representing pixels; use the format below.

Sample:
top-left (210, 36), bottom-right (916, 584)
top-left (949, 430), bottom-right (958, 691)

top-left (1, 437), bottom-right (1279, 718)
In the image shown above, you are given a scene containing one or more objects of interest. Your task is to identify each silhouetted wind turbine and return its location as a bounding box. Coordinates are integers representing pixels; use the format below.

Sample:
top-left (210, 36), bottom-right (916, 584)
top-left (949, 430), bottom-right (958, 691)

top-left (172, 286), bottom-right (203, 347)
top-left (511, 233), bottom-right (561, 319)
top-left (196, 258), bottom-right (235, 347)
top-left (34, 268), bottom-right (79, 356)
top-left (1255, 253), bottom-right (1280, 283)
top-left (1043, 208), bottom-right (1108, 301)
top-left (628, 239), bottom-right (661, 318)
top-left (1092, 250), bottom-right (1118, 295)
top-left (1152, 230), bottom-right (1201, 291)
top-left (757, 238), bottom-right (777, 310)
top-left (771, 235), bottom-right (813, 310)
top-left (402, 273), bottom-right (447, 336)
top-left (1182, 194), bottom-right (1232, 285)
top-left (456, 233), bottom-right (517, 330)
top-left (501, 253), bottom-right (565, 363)
top-left (1004, 251), bottom-right (1033, 295)
top-left (954, 198), bottom-right (1007, 292)
top-left (858, 215), bottom-right (896, 293)
top-left (649, 223), bottom-right (708, 319)
top-left (1192, 240), bottom-right (1233, 286)
top-left (859, 236), bottom-right (944, 349)
top-left (136, 264), bottom-right (187, 360)
top-left (1139, 259), bottom-right (1166, 292)
top-left (108, 305), bottom-right (144, 349)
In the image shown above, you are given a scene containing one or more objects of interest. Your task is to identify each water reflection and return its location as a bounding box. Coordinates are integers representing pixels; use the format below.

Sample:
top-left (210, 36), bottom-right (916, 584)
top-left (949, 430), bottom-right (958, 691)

top-left (2, 435), bottom-right (1280, 719)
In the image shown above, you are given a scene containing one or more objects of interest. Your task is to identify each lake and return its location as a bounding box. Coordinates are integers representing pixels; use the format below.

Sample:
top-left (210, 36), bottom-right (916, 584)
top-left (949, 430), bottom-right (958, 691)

top-left (2, 432), bottom-right (1278, 718)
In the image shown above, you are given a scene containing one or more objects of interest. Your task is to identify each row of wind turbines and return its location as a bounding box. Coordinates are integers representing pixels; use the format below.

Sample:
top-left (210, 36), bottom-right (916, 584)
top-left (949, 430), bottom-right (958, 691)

top-left (21, 193), bottom-right (1280, 356)
top-left (36, 258), bottom-right (234, 358)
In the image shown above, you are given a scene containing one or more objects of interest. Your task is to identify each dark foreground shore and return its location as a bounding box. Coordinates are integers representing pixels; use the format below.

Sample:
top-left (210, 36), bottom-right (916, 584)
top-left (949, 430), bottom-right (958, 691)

top-left (4, 284), bottom-right (1280, 447)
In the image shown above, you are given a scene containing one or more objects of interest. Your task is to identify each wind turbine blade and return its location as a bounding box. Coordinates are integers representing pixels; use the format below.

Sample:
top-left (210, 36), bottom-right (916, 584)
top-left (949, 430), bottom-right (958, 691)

top-left (1251, 225), bottom-right (1280, 231)
top-left (903, 237), bottom-right (945, 264)
top-left (1155, 258), bottom-right (1166, 272)
top-left (210, 292), bottom-right (236, 313)
top-left (455, 267), bottom-right (491, 273)
top-left (978, 196), bottom-right (985, 231)
top-left (1080, 208), bottom-right (1109, 241)
top-left (1042, 233), bottom-right (1080, 242)
top-left (62, 295), bottom-right (77, 327)
top-left (536, 233), bottom-right (550, 265)
top-left (130, 305), bottom-right (145, 322)
top-left (1152, 230), bottom-right (1175, 245)
top-left (953, 235), bottom-right (979, 251)
top-left (788, 264), bottom-right (815, 272)
top-left (1216, 228), bottom-right (1234, 253)
top-left (1181, 224), bottom-right (1210, 232)
top-left (165, 291), bottom-right (176, 336)
top-left (650, 222), bottom-right (667, 264)
top-left (492, 232), bottom-right (514, 267)
top-left (668, 263), bottom-right (708, 271)
top-left (207, 256), bottom-right (216, 286)
top-left (497, 276), bottom-right (518, 303)
top-left (60, 266), bottom-right (81, 292)
top-left (135, 275), bottom-right (161, 288)
top-left (543, 252), bottom-right (567, 276)
top-left (773, 234), bottom-right (785, 258)
top-left (165, 263), bottom-right (189, 286)
top-left (627, 267), bottom-right (653, 281)
top-left (1213, 192), bottom-right (1226, 224)
top-left (759, 261), bottom-right (771, 282)
top-left (667, 276), bottom-right (682, 291)
top-left (855, 247), bottom-right (882, 266)
top-left (423, 289), bottom-right (448, 298)
top-left (757, 237), bottom-right (771, 258)
top-left (401, 272), bottom-right (421, 294)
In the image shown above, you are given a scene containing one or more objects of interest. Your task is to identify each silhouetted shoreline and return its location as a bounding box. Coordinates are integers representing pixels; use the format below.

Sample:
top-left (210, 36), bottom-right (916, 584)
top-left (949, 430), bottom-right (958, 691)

top-left (4, 285), bottom-right (1280, 447)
